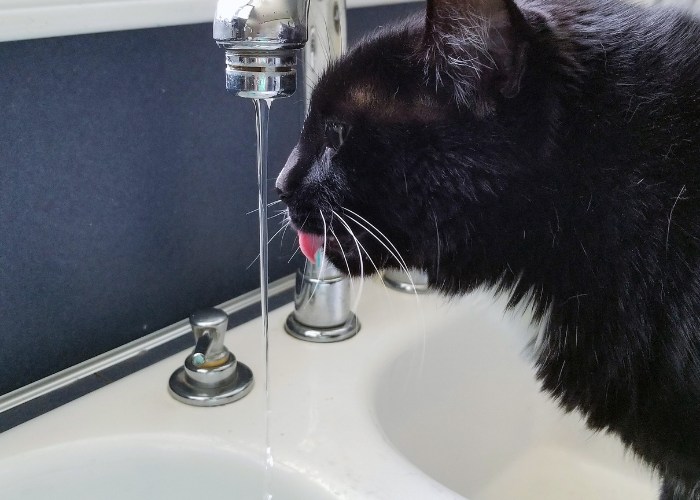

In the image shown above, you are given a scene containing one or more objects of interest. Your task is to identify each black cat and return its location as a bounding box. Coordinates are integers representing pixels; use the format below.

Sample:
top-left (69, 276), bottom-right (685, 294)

top-left (275, 0), bottom-right (700, 497)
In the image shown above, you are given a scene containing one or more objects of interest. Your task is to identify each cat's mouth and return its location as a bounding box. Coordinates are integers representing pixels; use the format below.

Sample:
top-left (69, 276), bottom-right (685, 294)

top-left (289, 211), bottom-right (389, 275)
top-left (297, 230), bottom-right (364, 274)
top-left (298, 232), bottom-right (325, 262)
top-left (298, 231), bottom-right (349, 262)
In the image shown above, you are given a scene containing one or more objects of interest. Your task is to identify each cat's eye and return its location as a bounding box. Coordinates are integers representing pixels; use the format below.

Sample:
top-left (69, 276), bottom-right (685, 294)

top-left (323, 121), bottom-right (350, 150)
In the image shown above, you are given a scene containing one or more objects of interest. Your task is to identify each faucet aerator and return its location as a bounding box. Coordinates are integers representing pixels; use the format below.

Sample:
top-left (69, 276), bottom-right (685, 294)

top-left (222, 49), bottom-right (298, 99)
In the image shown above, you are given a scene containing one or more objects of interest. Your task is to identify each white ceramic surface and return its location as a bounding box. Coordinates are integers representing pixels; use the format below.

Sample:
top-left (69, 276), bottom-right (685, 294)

top-left (0, 280), bottom-right (661, 499)
top-left (374, 290), bottom-right (661, 499)
top-left (0, 436), bottom-right (333, 500)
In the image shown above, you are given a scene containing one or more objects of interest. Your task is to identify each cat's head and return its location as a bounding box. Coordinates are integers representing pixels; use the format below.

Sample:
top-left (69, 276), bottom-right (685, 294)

top-left (277, 0), bottom-right (548, 281)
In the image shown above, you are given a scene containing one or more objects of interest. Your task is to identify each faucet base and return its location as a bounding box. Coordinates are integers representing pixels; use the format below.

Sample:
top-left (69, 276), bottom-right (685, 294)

top-left (285, 312), bottom-right (359, 343)
top-left (168, 359), bottom-right (254, 407)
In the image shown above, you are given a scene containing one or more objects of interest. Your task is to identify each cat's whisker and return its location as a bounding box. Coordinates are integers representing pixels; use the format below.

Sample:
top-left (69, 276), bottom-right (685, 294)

top-left (340, 210), bottom-right (426, 374)
top-left (342, 212), bottom-right (401, 269)
top-left (246, 253), bottom-right (260, 270)
top-left (344, 217), bottom-right (410, 279)
top-left (333, 211), bottom-right (391, 281)
top-left (274, 209), bottom-right (290, 226)
top-left (247, 199), bottom-right (284, 215)
top-left (342, 212), bottom-right (421, 313)
top-left (267, 211), bottom-right (286, 221)
top-left (334, 211), bottom-right (393, 307)
top-left (341, 209), bottom-right (418, 296)
top-left (328, 224), bottom-right (352, 287)
top-left (432, 208), bottom-right (441, 284)
top-left (332, 210), bottom-right (365, 314)
top-left (317, 15), bottom-right (334, 63)
top-left (287, 245), bottom-right (300, 264)
top-left (245, 213), bottom-right (289, 270)
top-left (327, 212), bottom-right (355, 299)
top-left (321, 210), bottom-right (328, 271)
top-left (352, 234), bottom-right (390, 294)
top-left (279, 217), bottom-right (292, 248)
top-left (267, 220), bottom-right (290, 245)
top-left (298, 214), bottom-right (310, 232)
top-left (307, 210), bottom-right (330, 303)
top-left (341, 207), bottom-right (412, 274)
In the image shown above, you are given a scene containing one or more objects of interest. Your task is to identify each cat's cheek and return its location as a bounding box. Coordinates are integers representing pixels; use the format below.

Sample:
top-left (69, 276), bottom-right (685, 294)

top-left (306, 149), bottom-right (338, 188)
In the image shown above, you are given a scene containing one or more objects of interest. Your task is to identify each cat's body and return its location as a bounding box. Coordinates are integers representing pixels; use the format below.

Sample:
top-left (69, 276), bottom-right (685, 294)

top-left (276, 0), bottom-right (700, 497)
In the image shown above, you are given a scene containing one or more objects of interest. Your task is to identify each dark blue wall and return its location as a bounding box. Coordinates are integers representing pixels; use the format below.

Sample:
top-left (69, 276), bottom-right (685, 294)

top-left (0, 2), bottom-right (423, 395)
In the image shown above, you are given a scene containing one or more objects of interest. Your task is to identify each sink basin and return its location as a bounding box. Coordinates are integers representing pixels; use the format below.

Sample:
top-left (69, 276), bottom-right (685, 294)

top-left (0, 278), bottom-right (662, 499)
top-left (374, 292), bottom-right (661, 499)
top-left (0, 436), bottom-right (333, 500)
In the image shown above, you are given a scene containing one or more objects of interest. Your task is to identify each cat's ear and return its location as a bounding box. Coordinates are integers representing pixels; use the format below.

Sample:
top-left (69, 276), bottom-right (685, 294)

top-left (423, 0), bottom-right (530, 115)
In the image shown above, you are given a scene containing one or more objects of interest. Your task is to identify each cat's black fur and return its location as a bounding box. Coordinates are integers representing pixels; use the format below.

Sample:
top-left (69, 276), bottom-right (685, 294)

top-left (276, 0), bottom-right (700, 497)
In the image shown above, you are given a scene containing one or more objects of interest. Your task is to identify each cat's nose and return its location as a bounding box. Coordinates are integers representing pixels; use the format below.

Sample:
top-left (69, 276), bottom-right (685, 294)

top-left (276, 145), bottom-right (299, 201)
top-left (275, 187), bottom-right (290, 202)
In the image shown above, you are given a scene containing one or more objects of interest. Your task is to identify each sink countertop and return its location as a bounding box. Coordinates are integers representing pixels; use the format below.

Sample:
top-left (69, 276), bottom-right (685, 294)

top-left (0, 279), bottom-right (467, 499)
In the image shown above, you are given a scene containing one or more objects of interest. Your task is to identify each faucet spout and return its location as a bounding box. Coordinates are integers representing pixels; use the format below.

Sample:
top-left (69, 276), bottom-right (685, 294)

top-left (213, 0), bottom-right (311, 98)
top-left (214, 0), bottom-right (309, 50)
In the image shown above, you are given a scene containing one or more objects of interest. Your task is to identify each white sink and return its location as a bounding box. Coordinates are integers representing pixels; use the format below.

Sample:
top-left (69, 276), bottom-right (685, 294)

top-left (374, 291), bottom-right (661, 499)
top-left (0, 436), bottom-right (332, 500)
top-left (0, 279), bottom-right (662, 499)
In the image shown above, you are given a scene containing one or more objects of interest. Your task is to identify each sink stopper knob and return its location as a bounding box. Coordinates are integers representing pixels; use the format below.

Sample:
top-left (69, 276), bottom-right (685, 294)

top-left (168, 308), bottom-right (254, 406)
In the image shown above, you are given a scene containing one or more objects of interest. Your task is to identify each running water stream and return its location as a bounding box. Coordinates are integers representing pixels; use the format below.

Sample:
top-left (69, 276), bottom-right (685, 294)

top-left (253, 98), bottom-right (274, 499)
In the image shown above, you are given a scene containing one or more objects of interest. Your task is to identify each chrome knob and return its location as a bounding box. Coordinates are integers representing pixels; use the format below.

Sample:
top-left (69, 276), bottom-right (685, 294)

top-left (189, 308), bottom-right (229, 367)
top-left (285, 251), bottom-right (360, 343)
top-left (168, 308), bottom-right (254, 406)
top-left (383, 268), bottom-right (430, 294)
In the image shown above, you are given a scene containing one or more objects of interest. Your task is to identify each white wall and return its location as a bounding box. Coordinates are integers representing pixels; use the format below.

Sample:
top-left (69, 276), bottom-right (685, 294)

top-left (0, 0), bottom-right (423, 42)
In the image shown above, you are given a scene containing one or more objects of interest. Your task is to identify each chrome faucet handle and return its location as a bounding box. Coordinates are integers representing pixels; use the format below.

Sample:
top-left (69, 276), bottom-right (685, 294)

top-left (168, 308), bottom-right (254, 406)
top-left (285, 251), bottom-right (360, 342)
top-left (190, 308), bottom-right (229, 367)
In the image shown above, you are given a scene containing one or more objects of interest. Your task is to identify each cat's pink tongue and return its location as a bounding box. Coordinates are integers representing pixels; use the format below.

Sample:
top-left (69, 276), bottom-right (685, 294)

top-left (298, 232), bottom-right (324, 263)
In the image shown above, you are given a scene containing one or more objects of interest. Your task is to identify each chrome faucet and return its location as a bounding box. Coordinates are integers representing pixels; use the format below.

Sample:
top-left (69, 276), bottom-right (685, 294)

top-left (285, 250), bottom-right (360, 342)
top-left (213, 0), bottom-right (345, 99)
top-left (214, 0), bottom-right (357, 342)
top-left (384, 269), bottom-right (431, 295)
